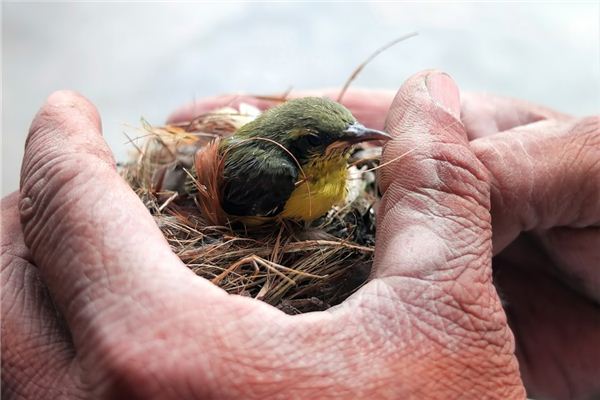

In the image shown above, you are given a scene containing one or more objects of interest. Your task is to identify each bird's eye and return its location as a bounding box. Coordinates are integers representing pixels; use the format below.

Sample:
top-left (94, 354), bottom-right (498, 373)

top-left (307, 134), bottom-right (323, 147)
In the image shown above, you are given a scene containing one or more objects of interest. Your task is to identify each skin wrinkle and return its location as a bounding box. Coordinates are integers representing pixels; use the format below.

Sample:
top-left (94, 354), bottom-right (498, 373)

top-left (435, 352), bottom-right (490, 395)
top-left (70, 279), bottom-right (141, 358)
top-left (312, 289), bottom-right (417, 396)
top-left (1, 262), bottom-right (25, 318)
top-left (21, 156), bottom-right (88, 242)
top-left (445, 279), bottom-right (496, 327)
top-left (404, 318), bottom-right (504, 393)
top-left (2, 304), bottom-right (81, 398)
top-left (369, 274), bottom-right (507, 355)
top-left (406, 296), bottom-right (474, 346)
top-left (20, 126), bottom-right (211, 396)
top-left (19, 143), bottom-right (55, 190)
top-left (376, 189), bottom-right (489, 285)
top-left (564, 119), bottom-right (600, 224)
top-left (31, 192), bottom-right (106, 321)
top-left (428, 158), bottom-right (489, 207)
top-left (371, 72), bottom-right (517, 396)
top-left (21, 156), bottom-right (74, 222)
top-left (420, 270), bottom-right (498, 335)
top-left (21, 135), bottom-right (112, 196)
top-left (9, 340), bottom-right (66, 388)
top-left (350, 283), bottom-right (406, 344)
top-left (313, 336), bottom-right (376, 392)
top-left (474, 118), bottom-right (600, 260)
top-left (3, 278), bottom-right (74, 356)
top-left (2, 208), bottom-right (83, 398)
top-left (30, 173), bottom-right (217, 382)
top-left (94, 296), bottom-right (286, 397)
top-left (416, 188), bottom-right (489, 231)
top-left (514, 136), bottom-right (539, 232)
top-left (4, 370), bottom-right (73, 400)
top-left (383, 150), bottom-right (489, 227)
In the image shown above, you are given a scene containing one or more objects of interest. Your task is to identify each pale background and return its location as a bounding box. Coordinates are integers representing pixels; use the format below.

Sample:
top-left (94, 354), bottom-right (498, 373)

top-left (2, 2), bottom-right (599, 195)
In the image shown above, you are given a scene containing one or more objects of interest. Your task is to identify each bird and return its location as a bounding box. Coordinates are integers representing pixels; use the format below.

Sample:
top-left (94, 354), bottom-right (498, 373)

top-left (216, 97), bottom-right (391, 224)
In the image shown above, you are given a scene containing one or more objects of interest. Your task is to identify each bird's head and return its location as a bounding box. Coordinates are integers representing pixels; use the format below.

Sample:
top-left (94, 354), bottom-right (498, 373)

top-left (229, 97), bottom-right (391, 164)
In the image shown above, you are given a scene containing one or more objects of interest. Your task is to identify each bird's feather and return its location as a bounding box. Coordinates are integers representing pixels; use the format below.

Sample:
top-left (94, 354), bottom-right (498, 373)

top-left (221, 146), bottom-right (298, 217)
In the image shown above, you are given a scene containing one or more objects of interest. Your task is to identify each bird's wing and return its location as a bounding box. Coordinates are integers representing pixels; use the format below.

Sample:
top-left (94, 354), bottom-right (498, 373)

top-left (221, 148), bottom-right (299, 217)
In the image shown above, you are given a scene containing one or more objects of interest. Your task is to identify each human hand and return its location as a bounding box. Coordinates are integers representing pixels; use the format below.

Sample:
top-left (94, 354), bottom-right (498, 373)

top-left (173, 78), bottom-right (600, 399)
top-left (0, 70), bottom-right (592, 399)
top-left (468, 103), bottom-right (600, 399)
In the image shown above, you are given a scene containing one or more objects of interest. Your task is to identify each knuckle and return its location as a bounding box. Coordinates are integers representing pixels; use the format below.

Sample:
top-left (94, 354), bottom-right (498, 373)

top-left (380, 114), bottom-right (489, 209)
top-left (380, 143), bottom-right (490, 218)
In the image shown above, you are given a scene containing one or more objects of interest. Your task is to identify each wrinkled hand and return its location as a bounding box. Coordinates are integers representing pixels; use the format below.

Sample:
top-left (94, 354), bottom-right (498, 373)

top-left (172, 81), bottom-right (600, 399)
top-left (0, 70), bottom-right (596, 399)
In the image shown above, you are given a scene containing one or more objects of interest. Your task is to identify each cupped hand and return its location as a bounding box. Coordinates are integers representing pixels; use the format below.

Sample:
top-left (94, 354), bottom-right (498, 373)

top-left (170, 81), bottom-right (600, 399)
top-left (0, 70), bottom-right (594, 399)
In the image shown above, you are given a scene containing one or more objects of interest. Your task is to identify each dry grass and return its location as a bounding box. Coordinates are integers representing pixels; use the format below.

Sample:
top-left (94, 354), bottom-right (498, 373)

top-left (120, 104), bottom-right (380, 314)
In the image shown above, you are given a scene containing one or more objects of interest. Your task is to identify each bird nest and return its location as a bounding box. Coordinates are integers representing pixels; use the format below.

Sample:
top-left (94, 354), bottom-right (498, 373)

top-left (120, 102), bottom-right (382, 314)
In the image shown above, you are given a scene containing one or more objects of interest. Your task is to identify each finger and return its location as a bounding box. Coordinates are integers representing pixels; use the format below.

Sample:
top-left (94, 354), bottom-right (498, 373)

top-left (1, 192), bottom-right (85, 398)
top-left (18, 91), bottom-right (221, 356)
top-left (348, 71), bottom-right (523, 394)
top-left (471, 116), bottom-right (600, 254)
top-left (372, 70), bottom-right (492, 280)
top-left (166, 88), bottom-right (397, 130)
top-left (461, 92), bottom-right (571, 139)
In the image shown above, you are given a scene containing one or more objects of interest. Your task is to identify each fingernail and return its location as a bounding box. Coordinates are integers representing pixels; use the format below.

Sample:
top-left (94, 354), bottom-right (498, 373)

top-left (426, 73), bottom-right (461, 120)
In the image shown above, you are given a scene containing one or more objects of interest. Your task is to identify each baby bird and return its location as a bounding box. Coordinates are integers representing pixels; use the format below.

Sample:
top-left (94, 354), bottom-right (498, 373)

top-left (219, 97), bottom-right (390, 223)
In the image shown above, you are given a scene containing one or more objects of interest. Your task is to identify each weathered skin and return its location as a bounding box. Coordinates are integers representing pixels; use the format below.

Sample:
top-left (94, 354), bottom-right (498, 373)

top-left (2, 71), bottom-right (598, 399)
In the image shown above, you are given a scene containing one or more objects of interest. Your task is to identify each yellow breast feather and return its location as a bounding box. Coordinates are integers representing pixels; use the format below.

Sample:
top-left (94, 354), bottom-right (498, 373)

top-left (280, 153), bottom-right (348, 221)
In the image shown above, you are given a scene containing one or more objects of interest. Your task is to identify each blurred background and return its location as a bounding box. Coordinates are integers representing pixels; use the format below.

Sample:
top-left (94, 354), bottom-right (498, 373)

top-left (2, 2), bottom-right (599, 195)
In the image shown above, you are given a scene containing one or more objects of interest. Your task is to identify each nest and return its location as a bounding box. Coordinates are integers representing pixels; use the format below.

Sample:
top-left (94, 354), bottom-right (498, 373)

top-left (120, 102), bottom-right (382, 314)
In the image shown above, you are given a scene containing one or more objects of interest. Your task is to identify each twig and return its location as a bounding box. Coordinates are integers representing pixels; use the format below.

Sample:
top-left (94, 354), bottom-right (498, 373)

top-left (337, 32), bottom-right (418, 103)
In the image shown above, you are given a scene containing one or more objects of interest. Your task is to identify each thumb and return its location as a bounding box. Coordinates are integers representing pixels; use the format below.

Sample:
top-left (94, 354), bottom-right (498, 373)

top-left (374, 70), bottom-right (492, 282)
top-left (360, 71), bottom-right (523, 394)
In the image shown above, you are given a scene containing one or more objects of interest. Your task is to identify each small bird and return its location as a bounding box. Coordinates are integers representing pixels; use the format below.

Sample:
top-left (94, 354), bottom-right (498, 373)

top-left (218, 97), bottom-right (391, 223)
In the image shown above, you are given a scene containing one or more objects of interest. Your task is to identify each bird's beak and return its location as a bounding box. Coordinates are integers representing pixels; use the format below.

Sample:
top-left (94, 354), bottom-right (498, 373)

top-left (341, 123), bottom-right (392, 144)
